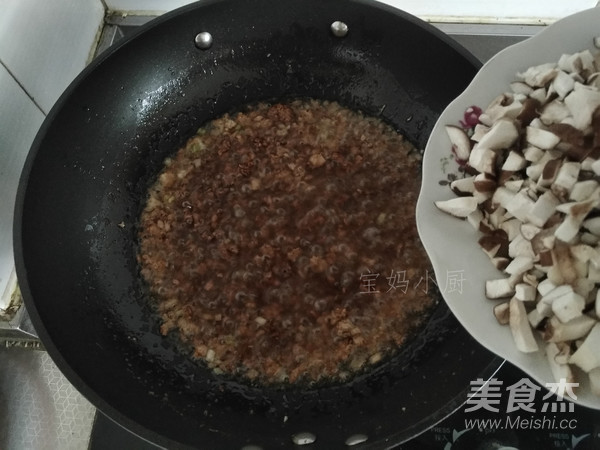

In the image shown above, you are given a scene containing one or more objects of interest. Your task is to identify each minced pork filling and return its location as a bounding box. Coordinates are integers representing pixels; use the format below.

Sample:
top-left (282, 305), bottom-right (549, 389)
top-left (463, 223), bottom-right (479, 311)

top-left (138, 99), bottom-right (434, 384)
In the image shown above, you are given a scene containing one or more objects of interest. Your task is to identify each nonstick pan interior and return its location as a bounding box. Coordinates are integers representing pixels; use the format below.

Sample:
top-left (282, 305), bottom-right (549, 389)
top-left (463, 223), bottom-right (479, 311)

top-left (14, 0), bottom-right (498, 448)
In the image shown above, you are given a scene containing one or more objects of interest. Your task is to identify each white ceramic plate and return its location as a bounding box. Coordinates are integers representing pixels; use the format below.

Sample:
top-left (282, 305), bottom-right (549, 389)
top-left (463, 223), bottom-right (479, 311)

top-left (416, 6), bottom-right (600, 410)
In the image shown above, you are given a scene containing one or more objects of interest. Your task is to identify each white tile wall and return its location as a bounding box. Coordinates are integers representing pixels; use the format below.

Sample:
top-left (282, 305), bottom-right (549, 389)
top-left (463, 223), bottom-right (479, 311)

top-left (103, 0), bottom-right (596, 23)
top-left (104, 0), bottom-right (193, 14)
top-left (0, 0), bottom-right (105, 114)
top-left (0, 63), bottom-right (45, 309)
top-left (383, 0), bottom-right (598, 23)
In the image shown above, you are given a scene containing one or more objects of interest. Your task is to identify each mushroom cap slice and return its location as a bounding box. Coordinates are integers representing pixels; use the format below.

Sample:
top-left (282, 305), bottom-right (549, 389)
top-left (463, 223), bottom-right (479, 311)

top-left (445, 125), bottom-right (472, 161)
top-left (476, 118), bottom-right (520, 151)
top-left (509, 296), bottom-right (539, 353)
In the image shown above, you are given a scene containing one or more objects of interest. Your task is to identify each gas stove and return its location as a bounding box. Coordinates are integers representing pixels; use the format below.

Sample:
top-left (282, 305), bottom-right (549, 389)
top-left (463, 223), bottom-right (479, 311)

top-left (87, 359), bottom-right (600, 449)
top-left (2, 13), bottom-right (600, 450)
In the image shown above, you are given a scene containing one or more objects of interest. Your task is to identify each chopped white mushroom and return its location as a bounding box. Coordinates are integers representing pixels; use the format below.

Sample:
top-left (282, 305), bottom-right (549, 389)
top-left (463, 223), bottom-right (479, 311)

top-left (551, 290), bottom-right (585, 323)
top-left (569, 323), bottom-right (600, 372)
top-left (445, 125), bottom-right (472, 161)
top-left (504, 179), bottom-right (525, 193)
top-left (508, 234), bottom-right (535, 259)
top-left (492, 257), bottom-right (510, 271)
top-left (466, 209), bottom-right (484, 230)
top-left (588, 264), bottom-right (600, 283)
top-left (481, 94), bottom-right (523, 123)
top-left (502, 150), bottom-right (528, 172)
top-left (492, 187), bottom-right (516, 210)
top-left (528, 308), bottom-right (545, 328)
top-left (545, 314), bottom-right (596, 342)
top-left (589, 368), bottom-right (600, 396)
top-left (517, 62), bottom-right (558, 87)
top-left (505, 256), bottom-right (534, 277)
top-left (529, 87), bottom-right (548, 104)
top-left (434, 197), bottom-right (478, 218)
top-left (546, 342), bottom-right (575, 384)
top-left (494, 301), bottom-right (510, 325)
top-left (564, 88), bottom-right (600, 130)
top-left (527, 191), bottom-right (561, 227)
top-left (552, 70), bottom-right (576, 99)
top-left (538, 159), bottom-right (562, 189)
top-left (556, 199), bottom-right (597, 242)
top-left (527, 152), bottom-right (558, 182)
top-left (515, 283), bottom-right (536, 301)
top-left (485, 278), bottom-right (515, 299)
top-left (583, 217), bottom-right (600, 236)
top-left (581, 156), bottom-right (596, 172)
top-left (474, 173), bottom-right (497, 193)
top-left (540, 100), bottom-right (571, 125)
top-left (450, 176), bottom-right (476, 195)
top-left (538, 284), bottom-right (573, 317)
top-left (500, 218), bottom-right (522, 241)
top-left (574, 278), bottom-right (597, 302)
top-left (471, 123), bottom-right (490, 142)
top-left (509, 296), bottom-right (539, 353)
top-left (436, 44), bottom-right (600, 396)
top-left (468, 146), bottom-right (497, 175)
top-left (510, 81), bottom-right (533, 95)
top-left (570, 244), bottom-right (598, 264)
top-left (475, 118), bottom-right (520, 150)
top-left (580, 232), bottom-right (600, 245)
top-left (588, 73), bottom-right (600, 89)
top-left (487, 206), bottom-right (507, 229)
top-left (570, 180), bottom-right (598, 201)
top-left (537, 278), bottom-right (557, 296)
top-left (520, 223), bottom-right (541, 240)
top-left (559, 50), bottom-right (595, 73)
top-left (480, 239), bottom-right (501, 259)
top-left (505, 191), bottom-right (535, 223)
top-left (552, 245), bottom-right (579, 285)
top-left (591, 159), bottom-right (600, 176)
top-left (523, 145), bottom-right (546, 163)
top-left (551, 162), bottom-right (581, 198)
top-left (526, 126), bottom-right (561, 149)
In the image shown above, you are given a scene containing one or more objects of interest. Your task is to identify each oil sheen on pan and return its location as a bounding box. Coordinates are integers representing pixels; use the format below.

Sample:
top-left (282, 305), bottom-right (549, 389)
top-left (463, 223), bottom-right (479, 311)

top-left (137, 99), bottom-right (435, 385)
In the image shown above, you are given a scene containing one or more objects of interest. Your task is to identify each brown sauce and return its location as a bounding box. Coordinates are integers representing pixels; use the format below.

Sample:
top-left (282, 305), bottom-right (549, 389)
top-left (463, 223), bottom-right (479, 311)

top-left (138, 99), bottom-right (434, 384)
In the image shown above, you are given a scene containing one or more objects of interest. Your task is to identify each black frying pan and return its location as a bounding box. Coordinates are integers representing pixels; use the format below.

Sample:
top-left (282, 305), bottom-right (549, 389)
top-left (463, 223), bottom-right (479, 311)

top-left (14, 0), bottom-right (499, 448)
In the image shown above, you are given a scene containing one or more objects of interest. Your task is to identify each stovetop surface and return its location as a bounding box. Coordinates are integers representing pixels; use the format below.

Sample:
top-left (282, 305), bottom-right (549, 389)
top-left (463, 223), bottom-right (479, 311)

top-left (89, 360), bottom-right (600, 450)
